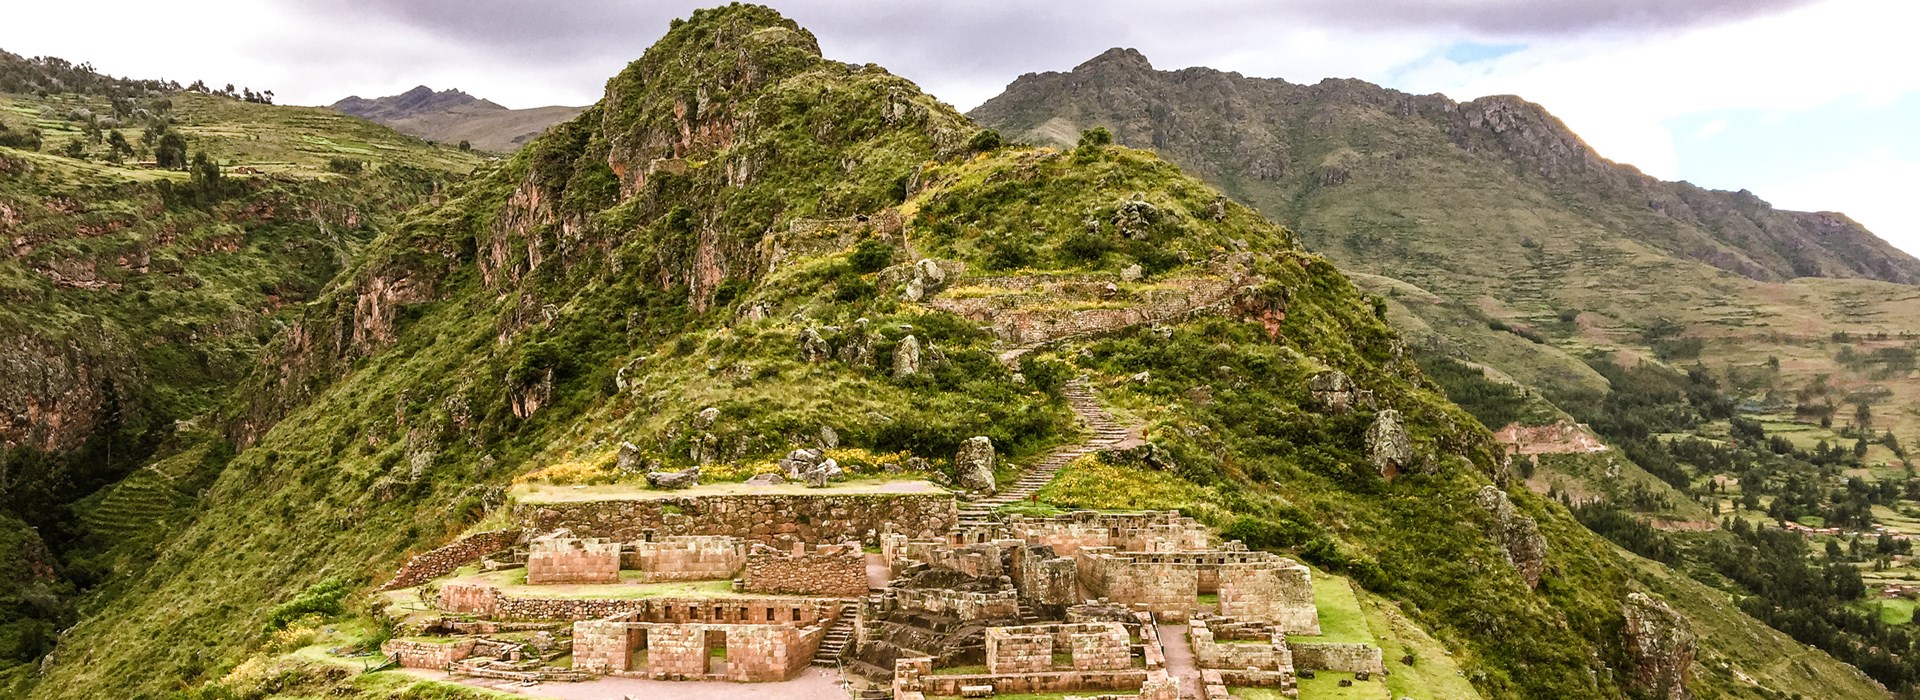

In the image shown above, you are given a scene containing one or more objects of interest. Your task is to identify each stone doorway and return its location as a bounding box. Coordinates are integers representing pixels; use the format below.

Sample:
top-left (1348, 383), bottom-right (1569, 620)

top-left (704, 629), bottom-right (728, 676)
top-left (626, 627), bottom-right (648, 671)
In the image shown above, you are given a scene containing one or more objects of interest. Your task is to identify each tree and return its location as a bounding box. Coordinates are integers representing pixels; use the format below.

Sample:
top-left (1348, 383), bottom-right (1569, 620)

top-left (106, 130), bottom-right (132, 158)
top-left (155, 131), bottom-right (187, 169)
top-left (1077, 126), bottom-right (1113, 149)
top-left (967, 129), bottom-right (1003, 153)
top-left (62, 138), bottom-right (85, 159)
top-left (1855, 402), bottom-right (1873, 430)
top-left (457, 140), bottom-right (472, 151)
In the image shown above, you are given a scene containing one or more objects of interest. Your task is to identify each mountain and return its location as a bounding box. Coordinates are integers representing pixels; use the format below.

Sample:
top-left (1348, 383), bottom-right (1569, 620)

top-left (0, 54), bottom-right (482, 687)
top-left (330, 85), bottom-right (584, 153)
top-left (9, 7), bottom-right (1893, 700)
top-left (973, 46), bottom-right (1920, 692)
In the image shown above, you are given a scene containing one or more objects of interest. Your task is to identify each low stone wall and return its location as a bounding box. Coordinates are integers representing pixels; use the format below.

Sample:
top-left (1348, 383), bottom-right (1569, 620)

top-left (383, 638), bottom-right (476, 669)
top-left (986, 622), bottom-right (1132, 674)
top-left (743, 543), bottom-right (868, 597)
top-left (919, 669), bottom-right (1149, 697)
top-left (380, 530), bottom-right (522, 591)
top-left (895, 587), bottom-right (1020, 620)
top-left (442, 585), bottom-right (841, 624)
top-left (1078, 548), bottom-right (1318, 629)
top-left (514, 492), bottom-right (955, 546)
top-left (1002, 511), bottom-right (1212, 555)
top-left (629, 536), bottom-right (744, 582)
top-left (1291, 642), bottom-right (1385, 674)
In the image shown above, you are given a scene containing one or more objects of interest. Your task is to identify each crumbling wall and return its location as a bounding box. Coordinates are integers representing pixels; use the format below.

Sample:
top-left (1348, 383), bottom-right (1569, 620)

top-left (382, 638), bottom-right (477, 669)
top-left (380, 529), bottom-right (522, 590)
top-left (628, 535), bottom-right (744, 582)
top-left (894, 586), bottom-right (1021, 620)
top-left (1217, 561), bottom-right (1320, 634)
top-left (743, 542), bottom-right (868, 597)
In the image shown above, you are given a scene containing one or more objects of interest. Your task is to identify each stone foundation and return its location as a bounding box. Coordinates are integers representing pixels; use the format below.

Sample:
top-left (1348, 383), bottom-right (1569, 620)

top-left (380, 530), bottom-right (523, 591)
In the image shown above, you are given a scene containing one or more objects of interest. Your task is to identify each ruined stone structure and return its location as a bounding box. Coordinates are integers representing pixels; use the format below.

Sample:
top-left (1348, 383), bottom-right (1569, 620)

top-left (525, 536), bottom-right (621, 584)
top-left (626, 535), bottom-right (745, 582)
top-left (742, 541), bottom-right (868, 597)
top-left (383, 638), bottom-right (477, 669)
top-left (1291, 642), bottom-right (1386, 674)
top-left (379, 529), bottom-right (523, 591)
top-left (999, 510), bottom-right (1212, 555)
top-left (573, 605), bottom-right (831, 681)
top-left (1079, 547), bottom-right (1318, 629)
top-left (514, 491), bottom-right (955, 546)
top-left (1189, 616), bottom-right (1296, 690)
top-left (985, 622), bottom-right (1132, 673)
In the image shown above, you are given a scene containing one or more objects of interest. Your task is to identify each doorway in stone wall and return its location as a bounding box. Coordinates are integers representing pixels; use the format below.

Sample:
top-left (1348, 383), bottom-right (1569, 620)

top-left (627, 627), bottom-right (648, 672)
top-left (704, 629), bottom-right (728, 676)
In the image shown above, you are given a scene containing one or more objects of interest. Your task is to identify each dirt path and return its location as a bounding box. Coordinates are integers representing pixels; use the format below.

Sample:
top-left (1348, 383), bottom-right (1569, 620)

top-left (1156, 624), bottom-right (1199, 699)
top-left (865, 553), bottom-right (890, 590)
top-left (956, 378), bottom-right (1138, 526)
top-left (407, 667), bottom-right (852, 700)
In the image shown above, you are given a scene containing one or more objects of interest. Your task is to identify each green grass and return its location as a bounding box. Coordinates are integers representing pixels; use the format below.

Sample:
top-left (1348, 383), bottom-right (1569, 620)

top-left (1290, 569), bottom-right (1372, 645)
top-left (1855, 597), bottom-right (1918, 626)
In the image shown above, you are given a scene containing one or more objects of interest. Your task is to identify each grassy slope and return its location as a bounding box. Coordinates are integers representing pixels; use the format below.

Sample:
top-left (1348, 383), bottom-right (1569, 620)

top-left (16, 8), bottom-right (1888, 700)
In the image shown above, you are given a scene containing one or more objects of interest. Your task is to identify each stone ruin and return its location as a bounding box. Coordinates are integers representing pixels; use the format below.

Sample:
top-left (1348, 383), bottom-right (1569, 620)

top-left (376, 481), bottom-right (1381, 697)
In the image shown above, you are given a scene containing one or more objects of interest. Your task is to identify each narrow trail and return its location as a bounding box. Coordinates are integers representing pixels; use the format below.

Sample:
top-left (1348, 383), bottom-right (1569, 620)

top-left (957, 378), bottom-right (1138, 527)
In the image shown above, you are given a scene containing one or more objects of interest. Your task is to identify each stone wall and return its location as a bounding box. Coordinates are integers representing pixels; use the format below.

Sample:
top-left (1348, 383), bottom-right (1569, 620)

top-left (743, 542), bottom-right (868, 597)
top-left (894, 586), bottom-right (1021, 620)
top-left (380, 529), bottom-right (522, 590)
top-left (917, 670), bottom-right (1150, 697)
top-left (1013, 548), bottom-right (1078, 607)
top-left (1290, 642), bottom-right (1385, 674)
top-left (1190, 618), bottom-right (1293, 675)
top-left (526, 537), bottom-right (621, 584)
top-left (383, 638), bottom-right (477, 669)
top-left (1002, 511), bottom-right (1212, 555)
top-left (575, 620), bottom-right (823, 681)
top-left (515, 492), bottom-right (955, 546)
top-left (1217, 562), bottom-right (1319, 635)
top-left (628, 535), bottom-right (744, 582)
top-left (443, 585), bottom-right (841, 624)
top-left (986, 627), bottom-right (1053, 674)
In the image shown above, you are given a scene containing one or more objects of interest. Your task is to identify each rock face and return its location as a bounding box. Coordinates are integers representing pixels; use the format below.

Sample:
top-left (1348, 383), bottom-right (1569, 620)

top-left (799, 327), bottom-right (831, 362)
top-left (1308, 370), bottom-right (1358, 415)
top-left (693, 407), bottom-right (720, 430)
top-left (1623, 593), bottom-right (1696, 700)
top-left (894, 335), bottom-right (921, 378)
top-left (645, 465), bottom-right (700, 490)
top-left (955, 436), bottom-right (997, 493)
top-left (1473, 486), bottom-right (1547, 588)
top-left (1365, 409), bottom-right (1412, 478)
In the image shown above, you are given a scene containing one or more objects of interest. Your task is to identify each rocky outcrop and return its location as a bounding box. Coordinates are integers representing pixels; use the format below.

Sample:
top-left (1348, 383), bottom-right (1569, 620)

top-left (1307, 370), bottom-right (1357, 415)
top-left (1473, 486), bottom-right (1547, 588)
top-left (893, 335), bottom-right (922, 378)
top-left (955, 436), bottom-right (997, 493)
top-left (1364, 410), bottom-right (1412, 478)
top-left (1623, 593), bottom-right (1695, 700)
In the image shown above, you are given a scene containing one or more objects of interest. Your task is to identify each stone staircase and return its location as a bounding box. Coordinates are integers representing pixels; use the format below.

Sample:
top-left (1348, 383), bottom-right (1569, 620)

top-left (812, 602), bottom-right (859, 667)
top-left (956, 379), bottom-right (1134, 528)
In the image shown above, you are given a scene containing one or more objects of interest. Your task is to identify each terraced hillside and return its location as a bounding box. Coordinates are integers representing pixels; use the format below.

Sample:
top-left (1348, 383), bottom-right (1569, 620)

top-left (0, 58), bottom-right (483, 682)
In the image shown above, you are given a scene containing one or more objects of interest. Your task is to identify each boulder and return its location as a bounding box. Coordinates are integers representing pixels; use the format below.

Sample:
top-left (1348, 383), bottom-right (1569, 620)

top-left (645, 465), bottom-right (700, 490)
top-left (1121, 263), bottom-right (1144, 282)
top-left (1308, 370), bottom-right (1358, 414)
top-left (1474, 485), bottom-right (1547, 588)
top-left (1365, 409), bottom-right (1413, 478)
top-left (615, 441), bottom-right (643, 472)
top-left (898, 258), bottom-right (959, 302)
top-left (804, 458), bottom-right (845, 488)
top-left (819, 425), bottom-right (840, 449)
top-left (894, 334), bottom-right (922, 378)
top-left (781, 448), bottom-right (823, 479)
top-left (693, 407), bottom-right (720, 430)
top-left (955, 436), bottom-right (997, 493)
top-left (799, 327), bottom-right (831, 362)
top-left (1623, 593), bottom-right (1695, 700)
top-left (744, 472), bottom-right (786, 486)
top-left (1206, 195), bottom-right (1227, 222)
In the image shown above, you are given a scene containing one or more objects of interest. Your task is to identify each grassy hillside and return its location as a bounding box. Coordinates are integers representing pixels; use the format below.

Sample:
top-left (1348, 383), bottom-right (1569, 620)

top-left (8, 8), bottom-right (1894, 700)
top-left (0, 64), bottom-right (482, 682)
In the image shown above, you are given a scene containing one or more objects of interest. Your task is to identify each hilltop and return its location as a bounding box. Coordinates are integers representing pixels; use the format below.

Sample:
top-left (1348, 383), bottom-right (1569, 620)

top-left (330, 85), bottom-right (584, 153)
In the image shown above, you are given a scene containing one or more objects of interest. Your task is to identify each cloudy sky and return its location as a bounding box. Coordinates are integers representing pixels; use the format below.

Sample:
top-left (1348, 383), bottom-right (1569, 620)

top-left (4, 0), bottom-right (1915, 255)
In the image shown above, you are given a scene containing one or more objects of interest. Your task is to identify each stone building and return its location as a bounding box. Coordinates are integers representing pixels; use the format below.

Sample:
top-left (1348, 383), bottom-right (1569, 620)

top-left (572, 600), bottom-right (837, 682)
top-left (627, 535), bottom-right (745, 582)
top-left (742, 541), bottom-right (869, 597)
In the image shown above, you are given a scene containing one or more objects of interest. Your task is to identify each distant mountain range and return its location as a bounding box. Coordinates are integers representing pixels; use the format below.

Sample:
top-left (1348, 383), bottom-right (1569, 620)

top-left (330, 85), bottom-right (582, 153)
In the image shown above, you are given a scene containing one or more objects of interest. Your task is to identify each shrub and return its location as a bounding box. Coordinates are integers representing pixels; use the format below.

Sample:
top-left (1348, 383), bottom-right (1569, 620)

top-left (1059, 231), bottom-right (1112, 265)
top-left (263, 578), bottom-right (349, 632)
top-left (326, 157), bottom-right (365, 175)
top-left (848, 239), bottom-right (894, 273)
top-left (1077, 127), bottom-right (1113, 149)
top-left (967, 129), bottom-right (1003, 153)
top-left (985, 239), bottom-right (1035, 271)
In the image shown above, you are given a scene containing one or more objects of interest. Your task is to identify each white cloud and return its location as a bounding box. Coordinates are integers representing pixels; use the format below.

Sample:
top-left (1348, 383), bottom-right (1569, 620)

top-left (1692, 118), bottom-right (1728, 140)
top-left (1759, 150), bottom-right (1920, 255)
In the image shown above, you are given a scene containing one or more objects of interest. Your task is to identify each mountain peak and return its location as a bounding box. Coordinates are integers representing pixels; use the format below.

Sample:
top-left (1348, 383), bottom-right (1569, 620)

top-left (1076, 47), bottom-right (1153, 72)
